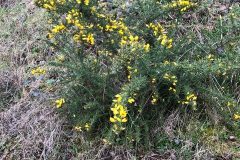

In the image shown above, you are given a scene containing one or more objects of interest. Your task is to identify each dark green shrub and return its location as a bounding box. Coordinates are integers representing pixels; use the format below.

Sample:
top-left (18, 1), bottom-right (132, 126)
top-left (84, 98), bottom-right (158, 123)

top-left (35, 0), bottom-right (240, 146)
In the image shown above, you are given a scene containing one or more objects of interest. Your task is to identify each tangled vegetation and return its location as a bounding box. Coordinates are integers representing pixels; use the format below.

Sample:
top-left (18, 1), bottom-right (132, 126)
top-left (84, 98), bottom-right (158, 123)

top-left (1, 0), bottom-right (240, 159)
top-left (34, 0), bottom-right (240, 142)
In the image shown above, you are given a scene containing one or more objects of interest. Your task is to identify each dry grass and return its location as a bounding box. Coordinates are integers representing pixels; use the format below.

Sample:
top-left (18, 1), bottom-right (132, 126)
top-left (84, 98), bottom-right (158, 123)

top-left (0, 1), bottom-right (64, 159)
top-left (0, 98), bottom-right (63, 159)
top-left (0, 0), bottom-right (48, 68)
top-left (0, 68), bottom-right (23, 110)
top-left (0, 0), bottom-right (239, 159)
top-left (0, 0), bottom-right (15, 7)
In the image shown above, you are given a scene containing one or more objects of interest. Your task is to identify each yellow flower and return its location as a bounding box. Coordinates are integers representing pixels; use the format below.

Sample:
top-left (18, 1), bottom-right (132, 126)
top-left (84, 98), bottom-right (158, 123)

top-left (129, 35), bottom-right (139, 42)
top-left (82, 33), bottom-right (95, 45)
top-left (128, 98), bottom-right (135, 104)
top-left (120, 39), bottom-right (127, 46)
top-left (164, 0), bottom-right (195, 12)
top-left (169, 87), bottom-right (176, 93)
top-left (73, 34), bottom-right (81, 42)
top-left (91, 6), bottom-right (96, 14)
top-left (55, 98), bottom-right (65, 108)
top-left (181, 92), bottom-right (197, 107)
top-left (167, 39), bottom-right (173, 48)
top-left (74, 20), bottom-right (84, 29)
top-left (152, 78), bottom-right (156, 83)
top-left (74, 126), bottom-right (82, 131)
top-left (207, 54), bottom-right (214, 61)
top-left (113, 94), bottom-right (122, 103)
top-left (114, 116), bottom-right (122, 122)
top-left (119, 108), bottom-right (127, 118)
top-left (31, 67), bottom-right (46, 75)
top-left (151, 98), bottom-right (157, 104)
top-left (186, 93), bottom-right (197, 101)
top-left (84, 0), bottom-right (89, 5)
top-left (47, 33), bottom-right (54, 39)
top-left (111, 107), bottom-right (119, 115)
top-left (51, 24), bottom-right (66, 33)
top-left (233, 113), bottom-right (240, 120)
top-left (56, 54), bottom-right (65, 62)
top-left (102, 138), bottom-right (111, 144)
top-left (118, 29), bottom-right (124, 35)
top-left (121, 118), bottom-right (127, 123)
top-left (110, 93), bottom-right (128, 133)
top-left (127, 66), bottom-right (132, 70)
top-left (110, 117), bottom-right (116, 123)
top-left (161, 35), bottom-right (168, 45)
top-left (43, 3), bottom-right (55, 10)
top-left (144, 43), bottom-right (150, 52)
top-left (85, 123), bottom-right (90, 131)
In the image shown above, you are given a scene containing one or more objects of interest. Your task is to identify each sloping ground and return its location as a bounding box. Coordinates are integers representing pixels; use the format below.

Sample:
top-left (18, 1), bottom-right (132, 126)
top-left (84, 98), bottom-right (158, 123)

top-left (0, 99), bottom-right (63, 159)
top-left (0, 1), bottom-right (240, 159)
top-left (0, 1), bottom-right (64, 159)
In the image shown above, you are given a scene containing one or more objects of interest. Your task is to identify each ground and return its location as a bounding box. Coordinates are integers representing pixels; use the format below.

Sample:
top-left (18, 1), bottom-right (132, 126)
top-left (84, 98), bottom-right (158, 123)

top-left (0, 0), bottom-right (240, 159)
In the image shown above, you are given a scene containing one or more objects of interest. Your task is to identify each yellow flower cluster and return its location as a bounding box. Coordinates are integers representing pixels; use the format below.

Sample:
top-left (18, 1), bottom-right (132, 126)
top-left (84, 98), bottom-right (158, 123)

top-left (110, 94), bottom-right (128, 134)
top-left (207, 54), bottom-right (214, 62)
top-left (147, 23), bottom-right (173, 48)
top-left (151, 78), bottom-right (156, 84)
top-left (104, 19), bottom-right (136, 47)
top-left (56, 54), bottom-right (65, 62)
top-left (163, 73), bottom-right (177, 93)
top-left (163, 73), bottom-right (177, 86)
top-left (144, 43), bottom-right (150, 52)
top-left (73, 26), bottom-right (95, 45)
top-left (39, 0), bottom-right (153, 52)
top-left (66, 9), bottom-right (82, 27)
top-left (164, 0), bottom-right (196, 12)
top-left (128, 97), bottom-right (135, 104)
top-left (105, 19), bottom-right (128, 32)
top-left (36, 0), bottom-right (90, 10)
top-left (48, 23), bottom-right (66, 38)
top-left (104, 19), bottom-right (150, 52)
top-left (74, 123), bottom-right (91, 131)
top-left (39, 0), bottom-right (95, 45)
top-left (65, 9), bottom-right (95, 45)
top-left (31, 67), bottom-right (46, 75)
top-left (52, 24), bottom-right (66, 33)
top-left (35, 0), bottom-right (66, 10)
top-left (120, 35), bottom-right (139, 47)
top-left (74, 32), bottom-right (95, 45)
top-left (151, 92), bottom-right (158, 105)
top-left (181, 92), bottom-right (197, 107)
top-left (163, 60), bottom-right (178, 66)
top-left (55, 98), bottom-right (65, 108)
top-left (76, 0), bottom-right (90, 5)
top-left (127, 66), bottom-right (138, 81)
top-left (227, 101), bottom-right (236, 107)
top-left (82, 33), bottom-right (95, 45)
top-left (233, 113), bottom-right (240, 120)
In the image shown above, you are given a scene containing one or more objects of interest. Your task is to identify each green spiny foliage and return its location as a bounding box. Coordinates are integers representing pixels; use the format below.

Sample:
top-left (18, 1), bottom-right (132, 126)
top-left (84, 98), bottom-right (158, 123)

top-left (35, 0), bottom-right (240, 147)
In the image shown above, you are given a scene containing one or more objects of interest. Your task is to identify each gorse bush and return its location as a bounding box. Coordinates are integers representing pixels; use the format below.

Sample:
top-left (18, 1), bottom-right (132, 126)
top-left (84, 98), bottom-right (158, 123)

top-left (35, 0), bottom-right (240, 146)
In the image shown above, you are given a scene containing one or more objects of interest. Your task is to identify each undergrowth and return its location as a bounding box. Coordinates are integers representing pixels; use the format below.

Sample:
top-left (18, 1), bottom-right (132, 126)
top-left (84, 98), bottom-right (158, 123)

top-left (0, 0), bottom-right (240, 159)
top-left (35, 0), bottom-right (240, 143)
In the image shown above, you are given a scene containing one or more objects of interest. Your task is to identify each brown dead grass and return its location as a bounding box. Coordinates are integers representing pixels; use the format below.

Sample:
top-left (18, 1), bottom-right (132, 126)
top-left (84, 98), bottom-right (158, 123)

top-left (0, 0), bottom-right (48, 68)
top-left (0, 69), bottom-right (22, 110)
top-left (0, 0), bottom-right (239, 159)
top-left (0, 97), bottom-right (63, 159)
top-left (0, 1), bottom-right (64, 159)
